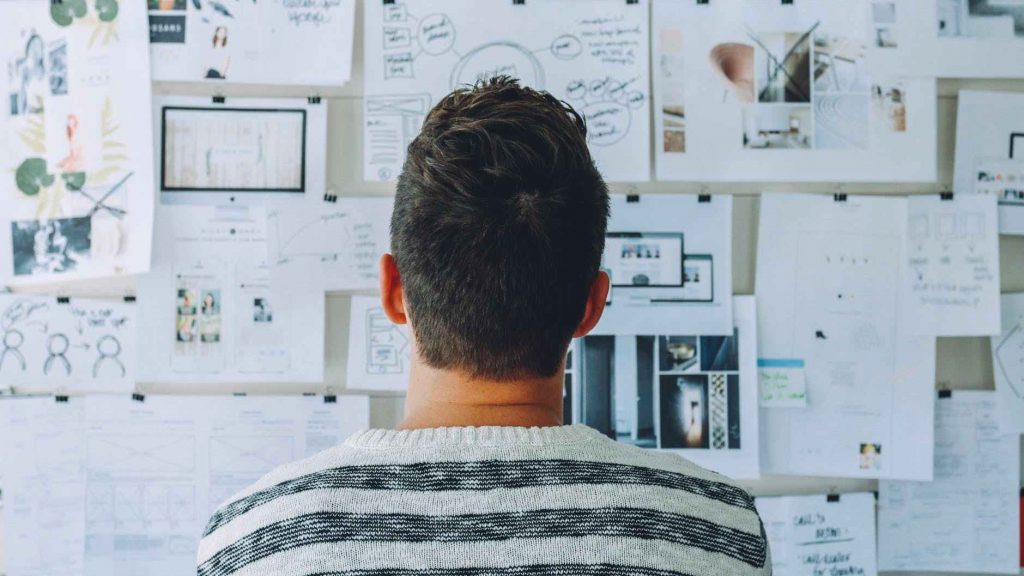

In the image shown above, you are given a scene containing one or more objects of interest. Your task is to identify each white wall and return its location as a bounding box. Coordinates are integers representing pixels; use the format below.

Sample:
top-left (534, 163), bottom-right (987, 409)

top-left (6, 3), bottom-right (1024, 574)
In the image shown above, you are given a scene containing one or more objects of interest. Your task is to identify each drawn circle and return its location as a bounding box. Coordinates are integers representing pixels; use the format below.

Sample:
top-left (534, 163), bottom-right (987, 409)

top-left (48, 333), bottom-right (69, 355)
top-left (417, 13), bottom-right (456, 56)
top-left (450, 42), bottom-right (545, 90)
top-left (550, 34), bottom-right (582, 60)
top-left (581, 101), bottom-right (631, 147)
top-left (3, 330), bottom-right (23, 348)
top-left (378, 167), bottom-right (393, 181)
top-left (97, 334), bottom-right (121, 356)
top-left (565, 80), bottom-right (587, 100)
top-left (625, 90), bottom-right (646, 110)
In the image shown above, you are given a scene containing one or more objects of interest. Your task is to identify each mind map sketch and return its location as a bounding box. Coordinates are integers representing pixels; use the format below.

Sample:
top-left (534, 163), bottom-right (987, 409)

top-left (364, 0), bottom-right (651, 182)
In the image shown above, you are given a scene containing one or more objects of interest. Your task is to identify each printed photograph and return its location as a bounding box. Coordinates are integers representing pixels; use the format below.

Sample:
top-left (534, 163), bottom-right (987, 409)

top-left (700, 331), bottom-right (739, 371)
top-left (176, 288), bottom-right (198, 343)
top-left (859, 443), bottom-right (882, 470)
top-left (579, 336), bottom-right (657, 448)
top-left (658, 336), bottom-right (698, 373)
top-left (8, 31), bottom-right (47, 116)
top-left (872, 84), bottom-right (907, 133)
top-left (199, 290), bottom-right (221, 343)
top-left (253, 298), bottom-right (273, 323)
top-left (48, 40), bottom-right (67, 96)
top-left (872, 1), bottom-right (898, 48)
top-left (742, 105), bottom-right (812, 149)
top-left (752, 31), bottom-right (811, 103)
top-left (11, 216), bottom-right (91, 277)
top-left (660, 374), bottom-right (709, 449)
top-left (939, 0), bottom-right (1024, 38)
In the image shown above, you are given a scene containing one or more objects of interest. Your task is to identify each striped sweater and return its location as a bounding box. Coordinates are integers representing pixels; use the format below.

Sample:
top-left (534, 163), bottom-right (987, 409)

top-left (198, 425), bottom-right (771, 576)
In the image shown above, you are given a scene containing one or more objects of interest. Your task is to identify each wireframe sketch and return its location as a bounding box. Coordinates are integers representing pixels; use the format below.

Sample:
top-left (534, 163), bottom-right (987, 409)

top-left (0, 295), bottom-right (135, 391)
top-left (347, 296), bottom-right (411, 390)
top-left (366, 307), bottom-right (409, 375)
top-left (364, 0), bottom-right (651, 182)
top-left (87, 435), bottom-right (197, 475)
top-left (209, 435), bottom-right (295, 474)
top-left (1, 0), bottom-right (154, 285)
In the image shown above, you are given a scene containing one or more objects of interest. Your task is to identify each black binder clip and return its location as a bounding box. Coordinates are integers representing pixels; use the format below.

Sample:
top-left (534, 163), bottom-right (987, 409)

top-left (132, 393), bottom-right (145, 403)
top-left (324, 395), bottom-right (338, 404)
top-left (513, 0), bottom-right (525, 5)
top-left (57, 296), bottom-right (71, 304)
top-left (323, 192), bottom-right (338, 203)
top-left (124, 295), bottom-right (136, 303)
top-left (626, 0), bottom-right (639, 4)
top-left (833, 193), bottom-right (848, 202)
top-left (697, 0), bottom-right (709, 4)
top-left (232, 392), bottom-right (247, 397)
top-left (55, 395), bottom-right (69, 403)
top-left (940, 191), bottom-right (954, 201)
top-left (383, 0), bottom-right (395, 4)
top-left (938, 389), bottom-right (952, 399)
top-left (782, 0), bottom-right (793, 4)
top-left (626, 194), bottom-right (640, 203)
top-left (212, 95), bottom-right (226, 104)
top-left (826, 493), bottom-right (840, 503)
top-left (698, 194), bottom-right (712, 203)
top-left (308, 96), bottom-right (322, 105)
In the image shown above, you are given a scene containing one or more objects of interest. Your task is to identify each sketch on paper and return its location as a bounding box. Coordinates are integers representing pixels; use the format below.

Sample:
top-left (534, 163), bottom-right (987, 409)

top-left (1, 0), bottom-right (154, 284)
top-left (147, 0), bottom-right (355, 85)
top-left (992, 293), bottom-right (1024, 434)
top-left (0, 294), bottom-right (135, 392)
top-left (267, 197), bottom-right (393, 291)
top-left (347, 296), bottom-right (410, 391)
top-left (364, 0), bottom-right (651, 182)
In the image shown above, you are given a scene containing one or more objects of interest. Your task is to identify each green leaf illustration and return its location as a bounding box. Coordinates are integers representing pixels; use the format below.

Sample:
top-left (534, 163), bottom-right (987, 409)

top-left (50, 0), bottom-right (87, 26)
top-left (95, 0), bottom-right (119, 21)
top-left (62, 171), bottom-right (86, 191)
top-left (15, 158), bottom-right (55, 196)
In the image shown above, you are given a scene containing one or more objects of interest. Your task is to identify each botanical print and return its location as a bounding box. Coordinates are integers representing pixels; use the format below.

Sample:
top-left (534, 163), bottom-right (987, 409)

top-left (1, 0), bottom-right (154, 283)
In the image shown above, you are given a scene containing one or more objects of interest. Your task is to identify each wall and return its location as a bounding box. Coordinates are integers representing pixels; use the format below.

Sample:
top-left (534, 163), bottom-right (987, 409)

top-left (6, 3), bottom-right (1024, 574)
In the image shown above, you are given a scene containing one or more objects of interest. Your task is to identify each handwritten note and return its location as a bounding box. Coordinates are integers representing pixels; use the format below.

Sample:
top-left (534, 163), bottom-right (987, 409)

top-left (878, 391), bottom-right (1019, 574)
top-left (905, 194), bottom-right (1001, 336)
top-left (757, 493), bottom-right (878, 576)
top-left (758, 359), bottom-right (807, 407)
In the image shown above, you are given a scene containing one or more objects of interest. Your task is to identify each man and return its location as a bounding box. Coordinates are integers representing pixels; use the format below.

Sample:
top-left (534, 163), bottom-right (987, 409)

top-left (198, 77), bottom-right (771, 576)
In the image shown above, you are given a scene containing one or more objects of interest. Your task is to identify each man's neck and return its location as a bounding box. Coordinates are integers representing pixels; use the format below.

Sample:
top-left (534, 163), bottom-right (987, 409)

top-left (398, 360), bottom-right (565, 430)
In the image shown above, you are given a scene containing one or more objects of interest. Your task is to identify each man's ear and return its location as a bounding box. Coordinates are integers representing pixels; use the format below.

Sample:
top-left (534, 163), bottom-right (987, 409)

top-left (379, 253), bottom-right (408, 325)
top-left (573, 270), bottom-right (609, 338)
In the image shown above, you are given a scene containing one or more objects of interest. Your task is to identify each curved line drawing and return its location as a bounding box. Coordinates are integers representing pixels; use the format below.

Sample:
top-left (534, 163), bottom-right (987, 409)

top-left (450, 41), bottom-right (545, 91)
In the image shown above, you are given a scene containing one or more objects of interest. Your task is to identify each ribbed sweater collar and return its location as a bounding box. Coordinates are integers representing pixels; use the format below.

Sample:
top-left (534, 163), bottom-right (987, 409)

top-left (345, 424), bottom-right (606, 449)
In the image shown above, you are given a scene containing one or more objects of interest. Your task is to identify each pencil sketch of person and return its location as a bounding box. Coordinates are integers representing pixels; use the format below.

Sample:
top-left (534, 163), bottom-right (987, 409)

top-left (204, 26), bottom-right (230, 80)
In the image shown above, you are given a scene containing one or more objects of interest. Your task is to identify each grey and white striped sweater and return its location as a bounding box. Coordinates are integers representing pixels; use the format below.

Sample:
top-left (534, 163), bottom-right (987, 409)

top-left (198, 425), bottom-right (771, 576)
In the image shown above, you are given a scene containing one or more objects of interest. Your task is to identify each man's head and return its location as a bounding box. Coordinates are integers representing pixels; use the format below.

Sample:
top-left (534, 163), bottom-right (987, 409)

top-left (382, 76), bottom-right (610, 381)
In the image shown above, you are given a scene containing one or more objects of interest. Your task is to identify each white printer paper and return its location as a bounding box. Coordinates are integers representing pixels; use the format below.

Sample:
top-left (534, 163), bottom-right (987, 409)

top-left (268, 197), bottom-right (393, 292)
top-left (0, 295), bottom-right (135, 393)
top-left (137, 204), bottom-right (324, 384)
top-left (363, 0), bottom-right (651, 182)
top-left (756, 493), bottom-right (878, 576)
top-left (593, 195), bottom-right (733, 336)
top-left (903, 0), bottom-right (1024, 78)
top-left (878, 391), bottom-right (1020, 574)
top-left (906, 193), bottom-right (1001, 336)
top-left (148, 0), bottom-right (355, 86)
top-left (758, 193), bottom-right (936, 480)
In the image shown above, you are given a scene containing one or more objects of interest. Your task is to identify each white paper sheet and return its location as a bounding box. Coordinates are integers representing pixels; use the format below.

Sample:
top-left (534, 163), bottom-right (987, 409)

top-left (878, 391), bottom-right (1020, 574)
top-left (992, 292), bottom-right (1024, 435)
top-left (148, 0), bottom-right (355, 86)
top-left (0, 0), bottom-right (156, 285)
top-left (0, 394), bottom-right (370, 576)
top-left (136, 204), bottom-right (324, 384)
top-left (906, 193), bottom-right (1001, 336)
top-left (903, 0), bottom-right (1024, 78)
top-left (0, 295), bottom-right (135, 393)
top-left (593, 195), bottom-right (732, 336)
top-left (955, 91), bottom-right (1024, 235)
top-left (268, 197), bottom-right (393, 292)
top-left (758, 193), bottom-right (936, 480)
top-left (573, 297), bottom-right (759, 479)
top-left (756, 493), bottom-right (878, 576)
top-left (0, 397), bottom-right (86, 576)
top-left (346, 295), bottom-right (411, 392)
top-left (363, 0), bottom-right (651, 182)
top-left (652, 0), bottom-right (937, 182)
top-left (153, 95), bottom-right (328, 206)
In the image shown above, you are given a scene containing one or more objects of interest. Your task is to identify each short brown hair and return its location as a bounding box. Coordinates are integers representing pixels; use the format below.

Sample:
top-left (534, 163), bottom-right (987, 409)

top-left (391, 76), bottom-right (609, 380)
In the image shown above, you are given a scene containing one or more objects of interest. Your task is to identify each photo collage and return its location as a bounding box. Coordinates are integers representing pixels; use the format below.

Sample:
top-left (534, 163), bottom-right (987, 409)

top-left (574, 330), bottom-right (742, 452)
top-left (938, 0), bottom-right (1024, 39)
